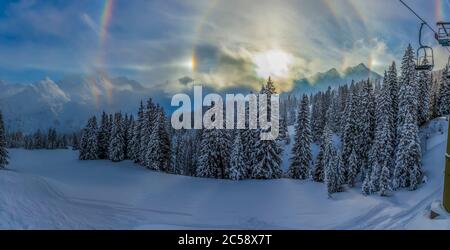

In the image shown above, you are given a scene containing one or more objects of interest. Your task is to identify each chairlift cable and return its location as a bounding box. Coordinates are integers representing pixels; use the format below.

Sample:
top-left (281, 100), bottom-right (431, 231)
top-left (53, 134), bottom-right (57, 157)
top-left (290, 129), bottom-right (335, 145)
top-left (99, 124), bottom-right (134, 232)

top-left (399, 0), bottom-right (450, 54)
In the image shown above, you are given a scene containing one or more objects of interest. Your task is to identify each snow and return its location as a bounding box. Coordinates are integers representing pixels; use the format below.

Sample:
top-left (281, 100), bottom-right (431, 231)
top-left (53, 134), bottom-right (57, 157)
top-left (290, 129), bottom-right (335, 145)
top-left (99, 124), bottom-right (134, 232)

top-left (0, 118), bottom-right (449, 229)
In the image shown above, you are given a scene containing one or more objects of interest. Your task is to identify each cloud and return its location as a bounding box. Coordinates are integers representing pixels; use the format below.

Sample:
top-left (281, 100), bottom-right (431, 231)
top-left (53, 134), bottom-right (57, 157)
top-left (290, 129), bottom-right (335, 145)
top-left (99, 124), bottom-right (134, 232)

top-left (1, 0), bottom-right (447, 95)
top-left (178, 76), bottom-right (194, 85)
top-left (80, 13), bottom-right (99, 34)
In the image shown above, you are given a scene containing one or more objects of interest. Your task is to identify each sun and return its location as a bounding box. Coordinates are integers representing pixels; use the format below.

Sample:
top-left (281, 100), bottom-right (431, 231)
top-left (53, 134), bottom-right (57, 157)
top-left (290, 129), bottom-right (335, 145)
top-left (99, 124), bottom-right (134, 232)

top-left (253, 49), bottom-right (294, 79)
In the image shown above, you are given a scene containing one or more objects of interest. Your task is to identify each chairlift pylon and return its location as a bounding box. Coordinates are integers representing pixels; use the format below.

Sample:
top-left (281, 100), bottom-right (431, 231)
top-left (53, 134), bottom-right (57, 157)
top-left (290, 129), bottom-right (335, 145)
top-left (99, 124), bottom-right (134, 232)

top-left (446, 57), bottom-right (450, 79)
top-left (437, 22), bottom-right (450, 47)
top-left (416, 23), bottom-right (434, 71)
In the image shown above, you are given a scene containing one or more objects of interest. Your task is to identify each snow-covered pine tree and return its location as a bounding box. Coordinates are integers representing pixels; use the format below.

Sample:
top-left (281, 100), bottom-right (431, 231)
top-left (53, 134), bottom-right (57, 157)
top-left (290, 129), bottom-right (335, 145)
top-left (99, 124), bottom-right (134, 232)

top-left (336, 151), bottom-right (346, 187)
top-left (341, 83), bottom-right (359, 179)
top-left (356, 80), bottom-right (376, 178)
top-left (196, 129), bottom-right (215, 178)
top-left (228, 130), bottom-right (247, 180)
top-left (251, 78), bottom-right (283, 179)
top-left (97, 112), bottom-right (110, 159)
top-left (241, 97), bottom-right (258, 178)
top-left (394, 119), bottom-right (422, 190)
top-left (170, 130), bottom-right (185, 175)
top-left (145, 106), bottom-right (171, 171)
top-left (361, 173), bottom-right (371, 196)
top-left (0, 111), bottom-right (9, 169)
top-left (311, 92), bottom-right (325, 142)
top-left (417, 58), bottom-right (432, 125)
top-left (387, 62), bottom-right (399, 139)
top-left (313, 141), bottom-right (325, 182)
top-left (329, 91), bottom-right (342, 134)
top-left (397, 44), bottom-right (419, 127)
top-left (126, 115), bottom-right (135, 160)
top-left (79, 116), bottom-right (99, 160)
top-left (130, 101), bottom-right (144, 163)
top-left (252, 133), bottom-right (283, 179)
top-left (429, 79), bottom-right (440, 119)
top-left (369, 76), bottom-right (394, 192)
top-left (437, 65), bottom-right (450, 116)
top-left (289, 94), bottom-right (312, 180)
top-left (393, 45), bottom-right (422, 190)
top-left (347, 148), bottom-right (358, 187)
top-left (379, 164), bottom-right (391, 196)
top-left (196, 100), bottom-right (232, 179)
top-left (140, 99), bottom-right (157, 165)
top-left (278, 103), bottom-right (290, 145)
top-left (108, 112), bottom-right (125, 162)
top-left (322, 125), bottom-right (340, 197)
top-left (196, 128), bottom-right (231, 178)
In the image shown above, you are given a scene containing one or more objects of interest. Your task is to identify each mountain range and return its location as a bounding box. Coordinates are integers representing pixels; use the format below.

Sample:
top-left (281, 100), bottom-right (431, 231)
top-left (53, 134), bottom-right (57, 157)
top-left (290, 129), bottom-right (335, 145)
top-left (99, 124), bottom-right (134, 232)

top-left (290, 63), bottom-right (381, 94)
top-left (0, 63), bottom-right (381, 133)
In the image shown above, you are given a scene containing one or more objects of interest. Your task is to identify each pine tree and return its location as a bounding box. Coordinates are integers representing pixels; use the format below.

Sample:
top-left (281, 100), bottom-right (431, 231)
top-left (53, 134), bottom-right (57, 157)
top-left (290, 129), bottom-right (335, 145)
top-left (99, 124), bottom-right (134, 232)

top-left (241, 113), bottom-right (258, 178)
top-left (140, 99), bottom-right (157, 165)
top-left (145, 106), bottom-right (171, 171)
top-left (130, 101), bottom-right (145, 163)
top-left (251, 78), bottom-right (283, 179)
top-left (311, 93), bottom-right (325, 142)
top-left (393, 45), bottom-right (422, 190)
top-left (252, 134), bottom-right (283, 179)
top-left (347, 148), bottom-right (358, 187)
top-left (289, 95), bottom-right (312, 180)
top-left (79, 116), bottom-right (98, 160)
top-left (313, 142), bottom-right (325, 182)
top-left (126, 116), bottom-right (135, 160)
top-left (278, 111), bottom-right (290, 145)
top-left (0, 111), bottom-right (9, 169)
top-left (97, 112), bottom-right (110, 159)
top-left (196, 128), bottom-right (231, 178)
top-left (121, 113), bottom-right (130, 159)
top-left (356, 80), bottom-right (376, 178)
top-left (417, 58), bottom-right (432, 125)
top-left (341, 84), bottom-right (359, 178)
top-left (369, 78), bottom-right (395, 192)
top-left (429, 79), bottom-right (440, 119)
top-left (437, 65), bottom-right (450, 116)
top-left (397, 44), bottom-right (418, 127)
top-left (323, 125), bottom-right (340, 197)
top-left (379, 165), bottom-right (391, 196)
top-left (228, 130), bottom-right (247, 180)
top-left (361, 173), bottom-right (371, 195)
top-left (387, 62), bottom-right (399, 140)
top-left (170, 130), bottom-right (186, 175)
top-left (336, 151), bottom-right (346, 187)
top-left (108, 113), bottom-right (125, 162)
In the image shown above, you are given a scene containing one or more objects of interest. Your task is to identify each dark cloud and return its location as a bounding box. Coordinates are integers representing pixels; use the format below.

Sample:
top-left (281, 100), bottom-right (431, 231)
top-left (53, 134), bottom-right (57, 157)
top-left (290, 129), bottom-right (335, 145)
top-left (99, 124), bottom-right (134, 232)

top-left (178, 76), bottom-right (194, 85)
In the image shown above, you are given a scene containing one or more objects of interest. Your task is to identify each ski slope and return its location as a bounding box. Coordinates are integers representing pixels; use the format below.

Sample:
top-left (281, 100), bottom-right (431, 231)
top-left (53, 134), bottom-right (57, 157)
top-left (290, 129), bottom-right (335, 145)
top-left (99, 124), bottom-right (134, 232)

top-left (0, 118), bottom-right (449, 229)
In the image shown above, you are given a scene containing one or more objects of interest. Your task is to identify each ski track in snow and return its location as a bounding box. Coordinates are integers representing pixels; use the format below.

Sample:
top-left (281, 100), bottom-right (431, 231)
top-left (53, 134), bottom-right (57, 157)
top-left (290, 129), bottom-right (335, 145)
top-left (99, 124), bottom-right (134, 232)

top-left (0, 118), bottom-right (448, 229)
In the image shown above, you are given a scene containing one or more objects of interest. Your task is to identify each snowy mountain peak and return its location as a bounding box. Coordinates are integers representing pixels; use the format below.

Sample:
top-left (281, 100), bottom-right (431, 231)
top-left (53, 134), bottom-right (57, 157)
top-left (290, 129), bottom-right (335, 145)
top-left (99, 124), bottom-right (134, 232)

top-left (291, 63), bottom-right (381, 94)
top-left (343, 63), bottom-right (370, 75)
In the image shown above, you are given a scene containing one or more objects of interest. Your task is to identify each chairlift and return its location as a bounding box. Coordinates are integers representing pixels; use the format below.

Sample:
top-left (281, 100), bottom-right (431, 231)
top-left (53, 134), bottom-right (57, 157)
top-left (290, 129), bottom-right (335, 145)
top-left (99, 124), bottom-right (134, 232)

top-left (416, 23), bottom-right (434, 71)
top-left (436, 22), bottom-right (450, 47)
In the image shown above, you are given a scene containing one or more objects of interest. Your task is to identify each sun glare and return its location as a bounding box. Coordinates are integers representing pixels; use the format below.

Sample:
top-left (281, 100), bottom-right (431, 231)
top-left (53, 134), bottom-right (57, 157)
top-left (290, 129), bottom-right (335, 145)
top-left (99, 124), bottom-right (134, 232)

top-left (253, 49), bottom-right (294, 79)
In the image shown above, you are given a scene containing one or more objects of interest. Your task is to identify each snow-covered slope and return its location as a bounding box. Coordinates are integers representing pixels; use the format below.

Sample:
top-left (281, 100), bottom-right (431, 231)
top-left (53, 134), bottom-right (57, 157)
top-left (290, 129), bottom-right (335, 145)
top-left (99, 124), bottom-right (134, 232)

top-left (0, 118), bottom-right (448, 229)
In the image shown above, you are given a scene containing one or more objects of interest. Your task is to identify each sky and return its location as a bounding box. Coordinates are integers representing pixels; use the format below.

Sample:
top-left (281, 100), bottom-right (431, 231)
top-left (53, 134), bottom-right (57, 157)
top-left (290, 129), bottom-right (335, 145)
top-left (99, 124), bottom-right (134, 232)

top-left (0, 0), bottom-right (450, 93)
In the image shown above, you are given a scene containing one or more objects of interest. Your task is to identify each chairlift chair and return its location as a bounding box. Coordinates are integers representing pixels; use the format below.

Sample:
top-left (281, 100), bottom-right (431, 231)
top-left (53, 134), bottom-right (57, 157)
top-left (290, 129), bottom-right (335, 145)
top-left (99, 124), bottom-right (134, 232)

top-left (416, 23), bottom-right (434, 71)
top-left (436, 22), bottom-right (450, 47)
top-left (416, 46), bottom-right (434, 71)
